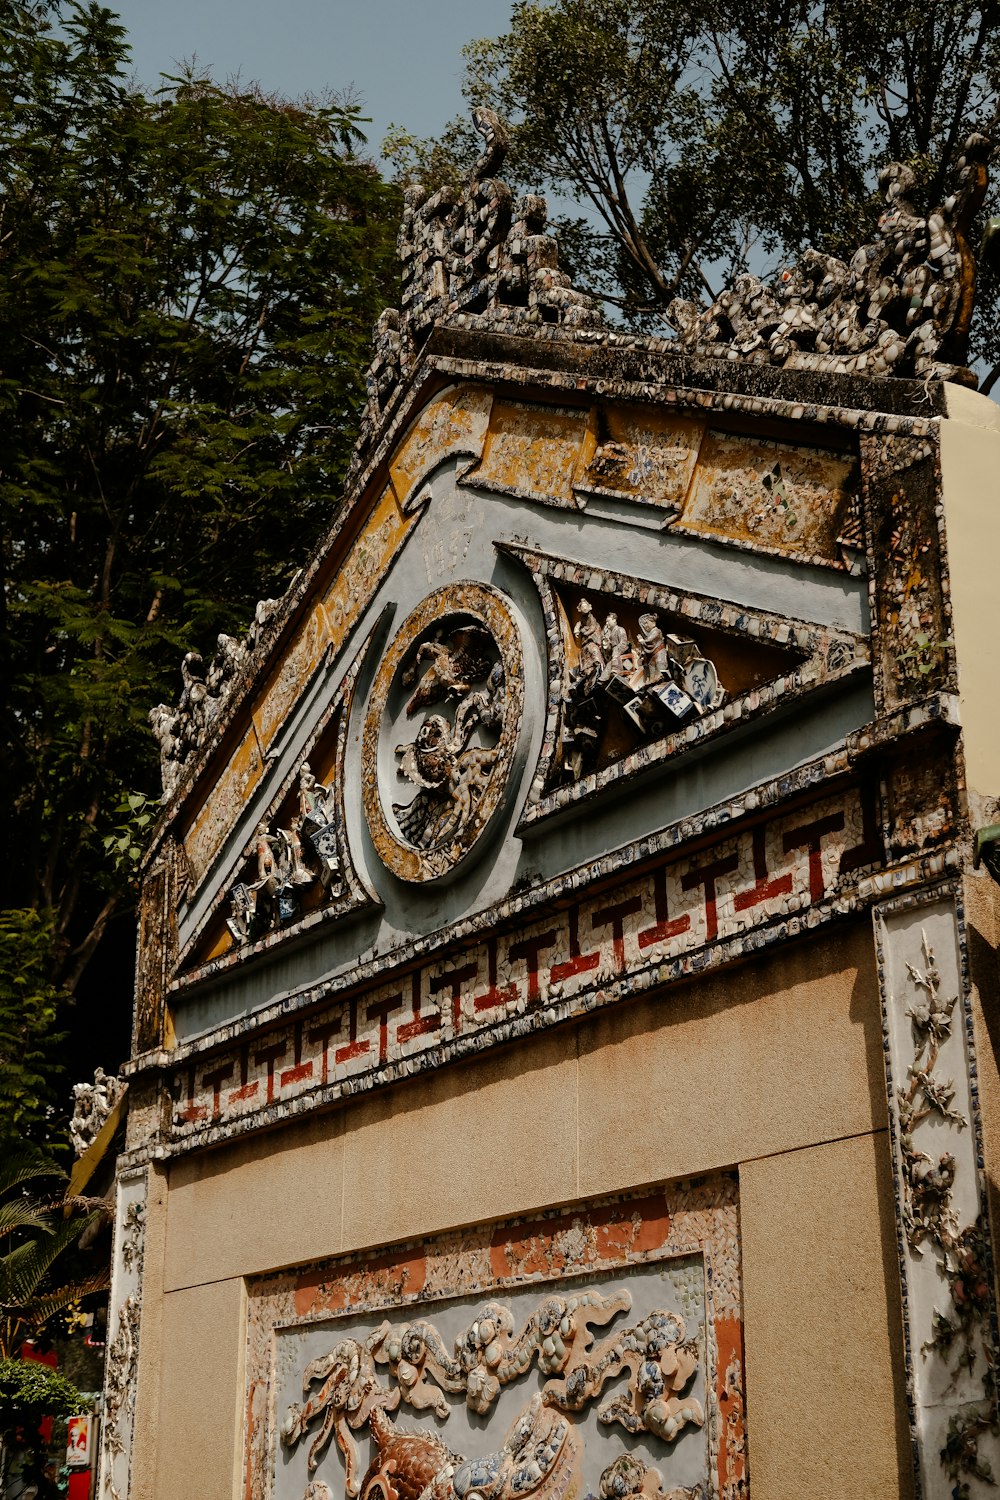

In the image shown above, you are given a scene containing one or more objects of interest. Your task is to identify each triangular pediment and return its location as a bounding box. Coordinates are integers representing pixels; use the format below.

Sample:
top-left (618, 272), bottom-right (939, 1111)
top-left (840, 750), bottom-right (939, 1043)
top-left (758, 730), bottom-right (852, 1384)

top-left (162, 365), bottom-right (877, 1003)
top-left (499, 544), bottom-right (869, 829)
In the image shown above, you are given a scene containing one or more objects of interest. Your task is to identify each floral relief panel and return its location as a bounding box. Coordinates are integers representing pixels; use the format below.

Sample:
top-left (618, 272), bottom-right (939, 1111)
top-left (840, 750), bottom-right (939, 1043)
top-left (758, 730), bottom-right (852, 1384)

top-left (244, 1182), bottom-right (745, 1500)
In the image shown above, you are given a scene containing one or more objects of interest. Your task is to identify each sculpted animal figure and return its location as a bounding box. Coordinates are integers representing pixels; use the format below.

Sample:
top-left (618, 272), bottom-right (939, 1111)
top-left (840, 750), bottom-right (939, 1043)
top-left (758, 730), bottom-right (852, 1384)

top-left (403, 627), bottom-right (494, 715)
top-left (281, 1336), bottom-right (399, 1493)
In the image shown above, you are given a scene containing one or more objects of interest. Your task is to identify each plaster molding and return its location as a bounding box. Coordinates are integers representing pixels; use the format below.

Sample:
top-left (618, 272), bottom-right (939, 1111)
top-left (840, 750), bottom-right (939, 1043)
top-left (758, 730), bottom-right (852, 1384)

top-left (875, 885), bottom-right (1000, 1497)
top-left (98, 1166), bottom-right (149, 1500)
top-left (243, 1182), bottom-right (745, 1500)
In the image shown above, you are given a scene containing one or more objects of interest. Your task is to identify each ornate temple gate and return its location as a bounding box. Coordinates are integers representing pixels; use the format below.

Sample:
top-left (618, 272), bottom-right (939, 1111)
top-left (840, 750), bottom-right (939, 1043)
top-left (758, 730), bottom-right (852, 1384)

top-left (104, 117), bottom-right (1000, 1500)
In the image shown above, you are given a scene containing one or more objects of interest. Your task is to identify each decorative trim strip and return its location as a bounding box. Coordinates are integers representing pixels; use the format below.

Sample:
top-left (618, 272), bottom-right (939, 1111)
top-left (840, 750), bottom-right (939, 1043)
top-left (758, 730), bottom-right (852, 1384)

top-left (161, 781), bottom-right (882, 1153)
top-left (98, 1166), bottom-right (148, 1500)
top-left (874, 884), bottom-right (1000, 1498)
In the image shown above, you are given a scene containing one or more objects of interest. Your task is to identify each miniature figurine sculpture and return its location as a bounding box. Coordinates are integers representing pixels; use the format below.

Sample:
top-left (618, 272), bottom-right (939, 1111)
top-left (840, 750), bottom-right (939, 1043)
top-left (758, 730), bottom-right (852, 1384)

top-left (668, 134), bottom-right (990, 386)
top-left (225, 760), bottom-right (343, 947)
top-left (69, 1067), bottom-right (122, 1157)
top-left (149, 600), bottom-right (282, 800)
top-left (358, 108), bottom-right (601, 452)
top-left (559, 599), bottom-right (725, 781)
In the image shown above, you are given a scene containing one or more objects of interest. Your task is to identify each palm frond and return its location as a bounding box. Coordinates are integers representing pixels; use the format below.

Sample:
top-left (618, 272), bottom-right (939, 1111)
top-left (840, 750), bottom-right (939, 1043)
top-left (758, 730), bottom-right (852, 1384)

top-left (0, 1149), bottom-right (64, 1200)
top-left (0, 1212), bottom-right (104, 1310)
top-left (0, 1199), bottom-right (52, 1240)
top-left (19, 1272), bottom-right (111, 1335)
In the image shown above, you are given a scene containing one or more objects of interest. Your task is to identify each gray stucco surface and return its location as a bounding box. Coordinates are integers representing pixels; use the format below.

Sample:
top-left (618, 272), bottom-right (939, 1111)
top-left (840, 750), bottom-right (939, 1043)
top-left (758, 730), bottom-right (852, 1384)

top-left (173, 457), bottom-right (872, 1040)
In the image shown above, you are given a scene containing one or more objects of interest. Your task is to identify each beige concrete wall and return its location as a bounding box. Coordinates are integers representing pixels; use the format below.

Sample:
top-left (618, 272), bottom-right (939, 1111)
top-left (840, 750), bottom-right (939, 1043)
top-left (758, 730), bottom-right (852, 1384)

top-left (940, 385), bottom-right (1000, 806)
top-left (741, 1132), bottom-right (911, 1499)
top-left (151, 918), bottom-right (909, 1499)
top-left (155, 1277), bottom-right (246, 1500)
top-left (962, 870), bottom-right (1000, 1273)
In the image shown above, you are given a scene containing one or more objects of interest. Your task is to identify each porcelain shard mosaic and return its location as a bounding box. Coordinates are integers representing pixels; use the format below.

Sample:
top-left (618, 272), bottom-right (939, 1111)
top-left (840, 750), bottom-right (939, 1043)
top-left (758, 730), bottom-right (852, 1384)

top-left (173, 783), bottom-right (878, 1141)
top-left (246, 1183), bottom-right (745, 1500)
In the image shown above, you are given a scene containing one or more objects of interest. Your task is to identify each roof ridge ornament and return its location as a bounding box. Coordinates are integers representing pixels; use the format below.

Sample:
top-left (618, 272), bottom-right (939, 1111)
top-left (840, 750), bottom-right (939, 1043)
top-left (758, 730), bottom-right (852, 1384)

top-left (668, 133), bottom-right (991, 387)
top-left (359, 108), bottom-right (602, 448)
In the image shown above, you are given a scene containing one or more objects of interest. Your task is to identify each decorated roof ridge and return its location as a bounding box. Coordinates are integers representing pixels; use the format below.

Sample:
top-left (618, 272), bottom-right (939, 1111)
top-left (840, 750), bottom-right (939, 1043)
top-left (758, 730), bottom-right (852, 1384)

top-left (667, 133), bottom-right (992, 388)
top-left (353, 107), bottom-right (603, 458)
top-left (148, 115), bottom-right (986, 822)
top-left (144, 321), bottom-right (950, 821)
top-left (142, 111), bottom-right (608, 810)
top-left (148, 595), bottom-right (286, 805)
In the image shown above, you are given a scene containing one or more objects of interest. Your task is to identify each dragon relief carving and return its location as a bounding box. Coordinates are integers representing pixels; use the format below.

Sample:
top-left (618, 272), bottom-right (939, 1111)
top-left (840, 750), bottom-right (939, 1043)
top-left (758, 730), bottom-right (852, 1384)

top-left (358, 108), bottom-right (600, 451)
top-left (558, 597), bottom-right (725, 783)
top-left (148, 597), bottom-right (283, 799)
top-left (668, 134), bottom-right (990, 386)
top-left (69, 1066), bottom-right (122, 1157)
top-left (281, 1289), bottom-right (704, 1500)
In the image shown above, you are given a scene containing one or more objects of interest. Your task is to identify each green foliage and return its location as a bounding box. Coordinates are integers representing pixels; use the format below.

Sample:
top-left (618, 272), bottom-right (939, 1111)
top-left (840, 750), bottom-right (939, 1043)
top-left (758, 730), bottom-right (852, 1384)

top-left (392, 0), bottom-right (1000, 360)
top-left (0, 0), bottom-right (401, 1008)
top-left (0, 1147), bottom-right (109, 1363)
top-left (0, 1358), bottom-right (84, 1437)
top-left (0, 912), bottom-right (66, 1150)
top-left (101, 790), bottom-right (156, 878)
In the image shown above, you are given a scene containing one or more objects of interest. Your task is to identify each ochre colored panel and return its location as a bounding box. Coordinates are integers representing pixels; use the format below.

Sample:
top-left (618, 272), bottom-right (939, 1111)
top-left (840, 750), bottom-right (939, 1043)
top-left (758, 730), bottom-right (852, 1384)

top-left (578, 403), bottom-right (705, 511)
top-left (251, 599), bottom-right (331, 752)
top-left (740, 1134), bottom-right (912, 1500)
top-left (340, 1028), bottom-right (579, 1253)
top-left (155, 1277), bottom-right (245, 1500)
top-left (388, 385), bottom-right (492, 509)
top-left (164, 1109), bottom-right (345, 1290)
top-left (576, 920), bottom-right (885, 1197)
top-left (321, 484), bottom-right (408, 649)
top-left (183, 727), bottom-right (264, 888)
top-left (462, 398), bottom-right (593, 507)
top-left (681, 429), bottom-right (857, 561)
top-left (181, 486), bottom-right (409, 892)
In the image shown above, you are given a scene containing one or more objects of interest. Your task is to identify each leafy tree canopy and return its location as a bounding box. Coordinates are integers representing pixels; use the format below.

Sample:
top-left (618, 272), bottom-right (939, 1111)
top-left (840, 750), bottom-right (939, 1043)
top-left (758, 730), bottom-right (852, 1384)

top-left (0, 1357), bottom-right (83, 1433)
top-left (0, 912), bottom-right (66, 1152)
top-left (385, 0), bottom-right (1000, 378)
top-left (0, 0), bottom-right (401, 1038)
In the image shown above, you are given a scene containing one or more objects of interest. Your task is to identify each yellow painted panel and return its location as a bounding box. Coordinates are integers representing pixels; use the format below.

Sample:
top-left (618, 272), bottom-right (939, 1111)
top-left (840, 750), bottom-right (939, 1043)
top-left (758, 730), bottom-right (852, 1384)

top-left (389, 385), bottom-right (492, 510)
top-left (251, 599), bottom-right (331, 752)
top-left (463, 398), bottom-right (591, 508)
top-left (183, 728), bottom-right (264, 887)
top-left (181, 488), bottom-right (410, 893)
top-left (322, 485), bottom-right (408, 649)
top-left (579, 404), bottom-right (705, 510)
top-left (681, 429), bottom-right (857, 561)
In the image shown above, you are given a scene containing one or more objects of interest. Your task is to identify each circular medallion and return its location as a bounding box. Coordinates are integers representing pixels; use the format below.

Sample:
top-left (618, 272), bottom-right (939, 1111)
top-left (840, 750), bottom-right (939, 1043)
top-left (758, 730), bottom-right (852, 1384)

top-left (362, 582), bottom-right (524, 882)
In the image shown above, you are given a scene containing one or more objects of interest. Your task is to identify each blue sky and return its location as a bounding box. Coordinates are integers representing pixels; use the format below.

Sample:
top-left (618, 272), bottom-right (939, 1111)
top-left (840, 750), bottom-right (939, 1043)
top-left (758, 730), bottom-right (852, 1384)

top-left (112, 0), bottom-right (514, 164)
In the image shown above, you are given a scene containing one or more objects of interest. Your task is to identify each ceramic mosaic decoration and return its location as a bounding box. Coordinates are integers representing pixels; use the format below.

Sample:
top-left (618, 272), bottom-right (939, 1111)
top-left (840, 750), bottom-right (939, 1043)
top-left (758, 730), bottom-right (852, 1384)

top-left (109, 111), bottom-right (1000, 1500)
